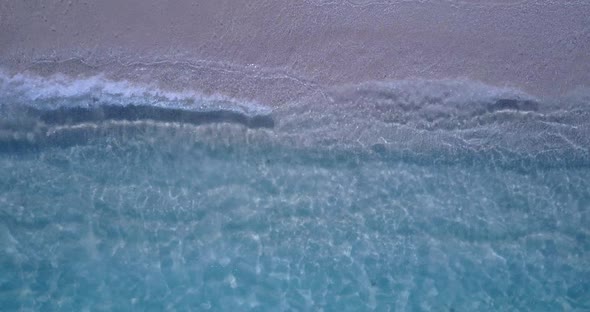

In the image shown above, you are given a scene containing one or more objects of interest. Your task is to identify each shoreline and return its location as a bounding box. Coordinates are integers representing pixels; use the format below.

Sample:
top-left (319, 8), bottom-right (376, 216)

top-left (2, 67), bottom-right (588, 167)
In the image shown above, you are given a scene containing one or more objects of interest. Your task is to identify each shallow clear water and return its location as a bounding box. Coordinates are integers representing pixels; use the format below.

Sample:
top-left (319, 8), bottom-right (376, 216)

top-left (1, 127), bottom-right (589, 311)
top-left (0, 71), bottom-right (589, 311)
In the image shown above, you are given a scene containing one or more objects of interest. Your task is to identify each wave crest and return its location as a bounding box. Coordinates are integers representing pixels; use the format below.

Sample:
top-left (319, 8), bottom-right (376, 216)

top-left (0, 70), bottom-right (273, 127)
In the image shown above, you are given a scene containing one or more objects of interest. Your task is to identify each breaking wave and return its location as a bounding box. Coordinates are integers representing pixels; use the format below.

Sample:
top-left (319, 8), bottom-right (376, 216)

top-left (0, 70), bottom-right (273, 127)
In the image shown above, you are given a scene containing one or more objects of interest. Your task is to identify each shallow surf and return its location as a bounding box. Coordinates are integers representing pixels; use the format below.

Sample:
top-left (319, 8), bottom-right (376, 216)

top-left (0, 69), bottom-right (589, 311)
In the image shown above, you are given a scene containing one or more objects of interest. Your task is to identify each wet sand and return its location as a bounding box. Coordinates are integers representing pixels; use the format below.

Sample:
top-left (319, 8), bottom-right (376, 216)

top-left (1, 0), bottom-right (589, 102)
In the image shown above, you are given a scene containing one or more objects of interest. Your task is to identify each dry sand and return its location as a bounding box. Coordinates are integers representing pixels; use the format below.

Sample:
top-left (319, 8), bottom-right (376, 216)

top-left (1, 0), bottom-right (589, 102)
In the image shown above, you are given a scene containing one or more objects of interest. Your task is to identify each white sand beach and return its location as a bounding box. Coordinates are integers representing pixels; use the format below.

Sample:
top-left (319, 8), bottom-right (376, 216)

top-left (1, 0), bottom-right (589, 103)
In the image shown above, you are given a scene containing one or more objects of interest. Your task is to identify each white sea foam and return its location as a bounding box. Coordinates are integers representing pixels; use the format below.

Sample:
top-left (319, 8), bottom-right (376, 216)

top-left (0, 70), bottom-right (272, 116)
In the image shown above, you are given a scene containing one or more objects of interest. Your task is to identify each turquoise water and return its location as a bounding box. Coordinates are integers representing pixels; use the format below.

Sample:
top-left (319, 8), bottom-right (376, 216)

top-left (1, 72), bottom-right (589, 311)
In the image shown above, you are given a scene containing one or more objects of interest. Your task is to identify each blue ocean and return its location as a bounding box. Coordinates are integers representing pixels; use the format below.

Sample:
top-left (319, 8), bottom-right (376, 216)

top-left (0, 70), bottom-right (589, 311)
